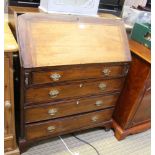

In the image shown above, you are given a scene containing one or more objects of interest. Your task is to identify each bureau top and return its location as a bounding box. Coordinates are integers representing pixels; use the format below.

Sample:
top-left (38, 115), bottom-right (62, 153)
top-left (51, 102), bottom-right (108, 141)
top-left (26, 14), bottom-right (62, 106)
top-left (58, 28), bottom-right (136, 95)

top-left (17, 13), bottom-right (131, 68)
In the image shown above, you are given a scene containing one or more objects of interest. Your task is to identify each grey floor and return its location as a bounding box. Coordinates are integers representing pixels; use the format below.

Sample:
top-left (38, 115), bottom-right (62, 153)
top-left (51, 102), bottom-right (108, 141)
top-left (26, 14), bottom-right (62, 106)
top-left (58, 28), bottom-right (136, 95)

top-left (22, 129), bottom-right (151, 155)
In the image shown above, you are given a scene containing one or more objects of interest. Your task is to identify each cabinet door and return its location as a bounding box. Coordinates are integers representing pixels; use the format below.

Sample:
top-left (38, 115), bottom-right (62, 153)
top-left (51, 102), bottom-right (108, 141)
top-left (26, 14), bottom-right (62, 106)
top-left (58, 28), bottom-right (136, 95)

top-left (4, 54), bottom-right (16, 151)
top-left (131, 89), bottom-right (151, 126)
top-left (4, 55), bottom-right (12, 136)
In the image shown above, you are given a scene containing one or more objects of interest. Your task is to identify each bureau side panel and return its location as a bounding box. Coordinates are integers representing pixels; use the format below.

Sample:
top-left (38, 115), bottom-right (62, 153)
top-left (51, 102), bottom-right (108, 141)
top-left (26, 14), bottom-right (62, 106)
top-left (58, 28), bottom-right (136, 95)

top-left (113, 53), bottom-right (150, 129)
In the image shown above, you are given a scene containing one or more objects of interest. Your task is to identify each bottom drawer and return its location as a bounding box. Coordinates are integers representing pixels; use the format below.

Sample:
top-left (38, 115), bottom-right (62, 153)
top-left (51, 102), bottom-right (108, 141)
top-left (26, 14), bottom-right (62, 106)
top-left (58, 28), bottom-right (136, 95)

top-left (26, 108), bottom-right (114, 140)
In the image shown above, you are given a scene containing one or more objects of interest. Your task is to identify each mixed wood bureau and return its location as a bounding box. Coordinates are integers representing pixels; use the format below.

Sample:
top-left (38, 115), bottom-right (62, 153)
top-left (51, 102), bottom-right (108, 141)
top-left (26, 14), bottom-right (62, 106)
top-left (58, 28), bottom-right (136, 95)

top-left (16, 13), bottom-right (131, 152)
top-left (113, 39), bottom-right (151, 140)
top-left (4, 23), bottom-right (19, 155)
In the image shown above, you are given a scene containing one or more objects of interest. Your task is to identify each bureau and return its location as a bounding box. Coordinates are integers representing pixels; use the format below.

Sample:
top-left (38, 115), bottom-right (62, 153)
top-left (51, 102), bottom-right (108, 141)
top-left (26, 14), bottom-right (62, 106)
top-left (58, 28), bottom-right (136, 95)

top-left (16, 13), bottom-right (131, 153)
top-left (113, 39), bottom-right (151, 140)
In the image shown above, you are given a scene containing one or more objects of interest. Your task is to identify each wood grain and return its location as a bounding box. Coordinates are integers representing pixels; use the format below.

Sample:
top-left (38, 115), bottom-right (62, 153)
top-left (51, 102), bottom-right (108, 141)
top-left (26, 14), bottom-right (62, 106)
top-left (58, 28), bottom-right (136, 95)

top-left (31, 64), bottom-right (127, 85)
top-left (112, 119), bottom-right (151, 140)
top-left (4, 52), bottom-right (19, 154)
top-left (113, 54), bottom-right (150, 129)
top-left (25, 78), bottom-right (125, 104)
top-left (17, 13), bottom-right (131, 68)
top-left (113, 41), bottom-right (151, 140)
top-left (129, 39), bottom-right (151, 64)
top-left (26, 108), bottom-right (114, 140)
top-left (25, 93), bottom-right (119, 123)
top-left (4, 23), bottom-right (18, 52)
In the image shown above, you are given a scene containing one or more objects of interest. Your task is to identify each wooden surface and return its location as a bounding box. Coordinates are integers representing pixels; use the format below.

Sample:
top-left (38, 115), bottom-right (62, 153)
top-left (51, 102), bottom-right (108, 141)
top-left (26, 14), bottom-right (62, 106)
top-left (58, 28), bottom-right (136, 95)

top-left (25, 93), bottom-right (119, 123)
top-left (13, 7), bottom-right (131, 152)
top-left (112, 119), bottom-right (151, 141)
top-left (4, 53), bottom-right (19, 154)
top-left (4, 21), bottom-right (19, 154)
top-left (25, 109), bottom-right (114, 140)
top-left (8, 6), bottom-right (118, 32)
top-left (17, 13), bottom-right (131, 68)
top-left (31, 64), bottom-right (127, 85)
top-left (113, 40), bottom-right (151, 140)
top-left (129, 39), bottom-right (151, 64)
top-left (20, 63), bottom-right (128, 152)
top-left (9, 6), bottom-right (43, 13)
top-left (25, 78), bottom-right (125, 104)
top-left (4, 23), bottom-right (18, 52)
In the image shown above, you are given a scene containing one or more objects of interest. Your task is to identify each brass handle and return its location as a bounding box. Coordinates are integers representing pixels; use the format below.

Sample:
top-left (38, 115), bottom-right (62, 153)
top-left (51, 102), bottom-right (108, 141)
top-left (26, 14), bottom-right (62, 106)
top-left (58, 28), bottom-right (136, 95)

top-left (49, 89), bottom-right (59, 98)
top-left (47, 126), bottom-right (56, 132)
top-left (102, 68), bottom-right (111, 76)
top-left (5, 100), bottom-right (11, 109)
top-left (50, 73), bottom-right (61, 81)
top-left (91, 116), bottom-right (98, 122)
top-left (48, 108), bottom-right (58, 116)
top-left (95, 100), bottom-right (103, 106)
top-left (98, 83), bottom-right (107, 91)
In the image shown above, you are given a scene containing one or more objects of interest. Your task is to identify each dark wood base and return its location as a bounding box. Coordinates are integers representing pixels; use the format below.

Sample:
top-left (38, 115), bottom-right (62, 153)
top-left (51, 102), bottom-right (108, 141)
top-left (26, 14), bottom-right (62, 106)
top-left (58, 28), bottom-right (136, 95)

top-left (19, 121), bottom-right (112, 153)
top-left (112, 119), bottom-right (151, 140)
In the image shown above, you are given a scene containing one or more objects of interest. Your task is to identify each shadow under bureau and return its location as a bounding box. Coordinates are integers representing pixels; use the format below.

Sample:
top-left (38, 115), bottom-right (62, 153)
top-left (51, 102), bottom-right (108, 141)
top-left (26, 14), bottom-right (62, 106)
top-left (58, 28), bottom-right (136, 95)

top-left (16, 13), bottom-right (131, 153)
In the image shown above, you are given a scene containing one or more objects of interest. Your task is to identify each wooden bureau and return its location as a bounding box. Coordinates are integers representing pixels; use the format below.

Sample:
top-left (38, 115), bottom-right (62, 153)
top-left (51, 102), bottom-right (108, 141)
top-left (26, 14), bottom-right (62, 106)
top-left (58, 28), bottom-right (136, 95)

top-left (113, 39), bottom-right (151, 140)
top-left (16, 13), bottom-right (131, 153)
top-left (4, 23), bottom-right (19, 155)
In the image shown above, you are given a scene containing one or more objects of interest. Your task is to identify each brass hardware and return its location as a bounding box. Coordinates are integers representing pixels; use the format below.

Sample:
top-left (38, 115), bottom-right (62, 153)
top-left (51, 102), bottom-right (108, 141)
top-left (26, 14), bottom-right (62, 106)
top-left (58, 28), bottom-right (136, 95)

top-left (79, 84), bottom-right (83, 88)
top-left (76, 101), bottom-right (80, 104)
top-left (25, 72), bottom-right (29, 85)
top-left (95, 100), bottom-right (103, 106)
top-left (102, 68), bottom-right (111, 76)
top-left (49, 89), bottom-right (59, 98)
top-left (47, 126), bottom-right (56, 132)
top-left (5, 100), bottom-right (11, 108)
top-left (48, 108), bottom-right (58, 116)
top-left (123, 65), bottom-right (129, 75)
top-left (50, 73), bottom-right (61, 81)
top-left (98, 83), bottom-right (107, 91)
top-left (25, 78), bottom-right (29, 85)
top-left (91, 116), bottom-right (98, 122)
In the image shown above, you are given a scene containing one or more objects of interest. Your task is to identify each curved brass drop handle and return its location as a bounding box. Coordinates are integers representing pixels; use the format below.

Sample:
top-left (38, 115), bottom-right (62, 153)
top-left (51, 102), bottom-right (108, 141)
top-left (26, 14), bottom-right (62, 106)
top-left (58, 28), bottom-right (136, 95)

top-left (95, 100), bottom-right (103, 107)
top-left (91, 116), bottom-right (98, 122)
top-left (48, 108), bottom-right (58, 116)
top-left (98, 83), bottom-right (107, 91)
top-left (49, 89), bottom-right (59, 98)
top-left (50, 73), bottom-right (61, 81)
top-left (47, 126), bottom-right (56, 132)
top-left (102, 68), bottom-right (111, 76)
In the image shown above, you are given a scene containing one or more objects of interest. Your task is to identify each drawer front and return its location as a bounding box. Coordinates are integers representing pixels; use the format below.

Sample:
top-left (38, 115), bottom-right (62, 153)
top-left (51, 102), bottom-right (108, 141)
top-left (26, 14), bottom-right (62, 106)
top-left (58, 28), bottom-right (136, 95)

top-left (4, 56), bottom-right (12, 136)
top-left (25, 108), bottom-right (114, 140)
top-left (31, 64), bottom-right (128, 85)
top-left (25, 93), bottom-right (119, 123)
top-left (25, 78), bottom-right (124, 104)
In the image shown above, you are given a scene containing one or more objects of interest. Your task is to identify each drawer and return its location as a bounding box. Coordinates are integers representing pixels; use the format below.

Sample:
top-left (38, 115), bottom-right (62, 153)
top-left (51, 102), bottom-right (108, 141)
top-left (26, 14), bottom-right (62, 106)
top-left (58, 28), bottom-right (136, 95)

top-left (25, 108), bottom-right (114, 140)
top-left (25, 93), bottom-right (119, 123)
top-left (25, 78), bottom-right (124, 104)
top-left (30, 64), bottom-right (128, 85)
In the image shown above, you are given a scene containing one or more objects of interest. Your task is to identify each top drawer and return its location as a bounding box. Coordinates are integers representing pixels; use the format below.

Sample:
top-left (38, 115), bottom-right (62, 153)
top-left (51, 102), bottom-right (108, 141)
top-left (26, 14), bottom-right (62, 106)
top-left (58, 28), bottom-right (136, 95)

top-left (27, 64), bottom-right (129, 86)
